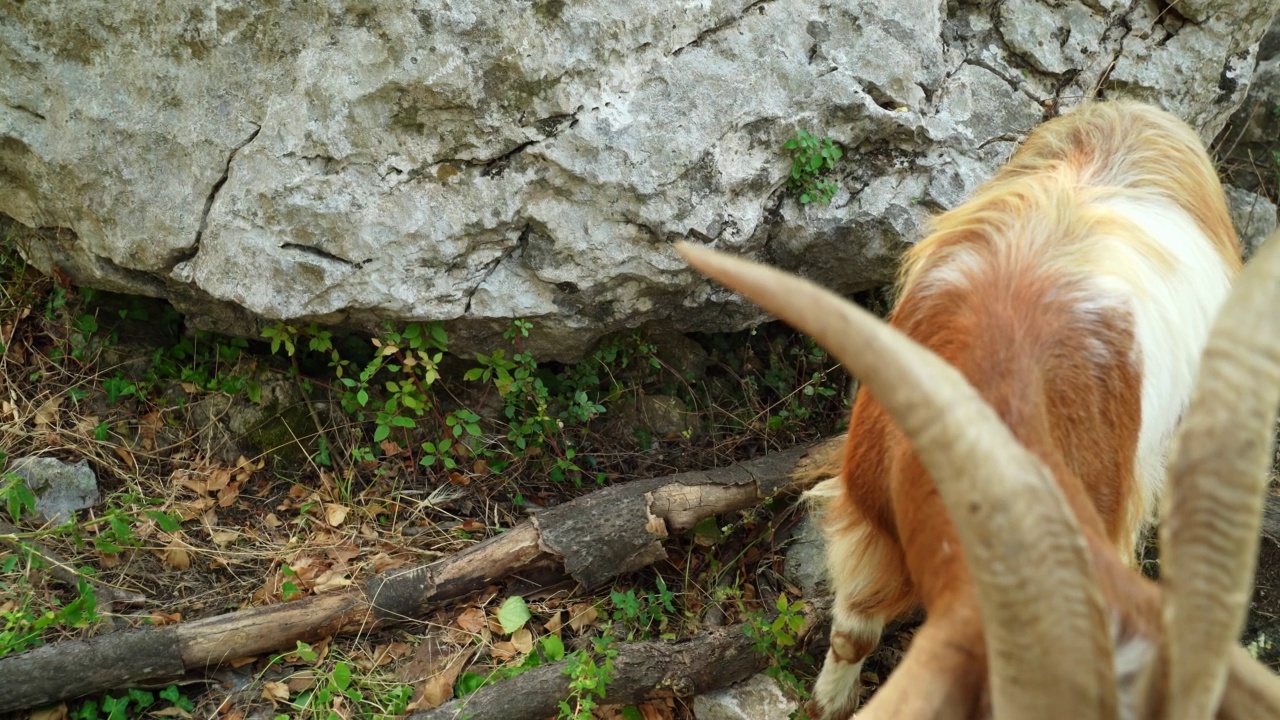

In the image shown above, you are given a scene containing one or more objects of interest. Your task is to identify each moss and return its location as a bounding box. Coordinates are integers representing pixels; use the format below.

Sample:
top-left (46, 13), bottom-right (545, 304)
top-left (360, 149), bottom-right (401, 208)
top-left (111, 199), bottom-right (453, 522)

top-left (241, 400), bottom-right (315, 465)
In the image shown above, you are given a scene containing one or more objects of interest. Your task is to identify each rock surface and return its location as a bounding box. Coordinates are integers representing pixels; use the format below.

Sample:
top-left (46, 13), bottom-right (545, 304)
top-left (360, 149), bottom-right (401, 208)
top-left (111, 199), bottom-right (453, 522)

top-left (692, 673), bottom-right (796, 720)
top-left (3, 1), bottom-right (1278, 360)
top-left (6, 456), bottom-right (99, 526)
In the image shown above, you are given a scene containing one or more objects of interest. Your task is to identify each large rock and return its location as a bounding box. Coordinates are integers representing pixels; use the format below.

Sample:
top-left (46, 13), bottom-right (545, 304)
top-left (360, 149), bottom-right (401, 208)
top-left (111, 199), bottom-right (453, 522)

top-left (1219, 13), bottom-right (1280, 198)
top-left (2, 1), bottom-right (1277, 360)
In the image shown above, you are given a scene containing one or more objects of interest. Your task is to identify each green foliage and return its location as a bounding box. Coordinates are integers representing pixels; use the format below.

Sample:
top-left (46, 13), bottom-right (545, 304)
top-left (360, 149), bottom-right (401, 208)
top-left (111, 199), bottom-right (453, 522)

top-left (784, 129), bottom-right (843, 205)
top-left (258, 319), bottom-right (660, 487)
top-left (0, 551), bottom-right (99, 658)
top-left (609, 575), bottom-right (677, 641)
top-left (743, 593), bottom-right (813, 706)
top-left (70, 684), bottom-right (194, 720)
top-left (558, 634), bottom-right (618, 720)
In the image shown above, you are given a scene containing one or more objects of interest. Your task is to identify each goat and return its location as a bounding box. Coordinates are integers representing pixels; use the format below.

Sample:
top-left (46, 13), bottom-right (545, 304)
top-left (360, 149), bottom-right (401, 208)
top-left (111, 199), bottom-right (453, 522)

top-left (677, 100), bottom-right (1270, 719)
top-left (678, 226), bottom-right (1280, 719)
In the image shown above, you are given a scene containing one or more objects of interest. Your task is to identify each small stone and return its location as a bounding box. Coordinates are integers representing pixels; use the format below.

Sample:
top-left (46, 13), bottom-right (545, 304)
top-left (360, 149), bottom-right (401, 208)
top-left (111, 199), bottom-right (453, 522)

top-left (7, 456), bottom-right (99, 525)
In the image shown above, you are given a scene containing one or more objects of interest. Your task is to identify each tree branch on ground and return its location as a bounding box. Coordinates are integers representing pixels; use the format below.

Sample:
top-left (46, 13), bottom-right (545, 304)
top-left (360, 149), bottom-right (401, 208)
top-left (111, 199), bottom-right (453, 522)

top-left (0, 437), bottom-right (843, 714)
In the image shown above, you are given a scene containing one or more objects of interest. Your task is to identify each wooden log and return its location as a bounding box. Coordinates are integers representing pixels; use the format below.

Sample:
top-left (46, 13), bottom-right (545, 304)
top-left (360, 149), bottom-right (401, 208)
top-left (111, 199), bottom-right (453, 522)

top-left (0, 437), bottom-right (841, 713)
top-left (413, 624), bottom-right (767, 720)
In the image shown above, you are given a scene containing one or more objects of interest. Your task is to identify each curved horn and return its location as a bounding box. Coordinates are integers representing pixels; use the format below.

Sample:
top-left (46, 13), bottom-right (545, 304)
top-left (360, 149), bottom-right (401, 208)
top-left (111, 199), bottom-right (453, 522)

top-left (675, 241), bottom-right (1117, 719)
top-left (1161, 230), bottom-right (1280, 720)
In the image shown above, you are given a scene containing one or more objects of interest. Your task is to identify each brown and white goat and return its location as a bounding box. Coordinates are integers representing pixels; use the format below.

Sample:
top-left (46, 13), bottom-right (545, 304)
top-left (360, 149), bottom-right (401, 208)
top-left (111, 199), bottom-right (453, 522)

top-left (678, 101), bottom-right (1265, 719)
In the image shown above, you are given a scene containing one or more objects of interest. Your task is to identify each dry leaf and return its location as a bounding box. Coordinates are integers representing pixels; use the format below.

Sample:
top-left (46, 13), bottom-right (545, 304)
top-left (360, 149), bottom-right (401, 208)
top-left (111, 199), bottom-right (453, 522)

top-left (113, 445), bottom-right (135, 467)
top-left (207, 468), bottom-right (232, 492)
top-left (34, 394), bottom-right (64, 426)
top-left (209, 529), bottom-right (239, 548)
top-left (567, 603), bottom-right (599, 632)
top-left (217, 482), bottom-right (241, 507)
top-left (456, 607), bottom-right (487, 635)
top-left (163, 539), bottom-right (191, 570)
top-left (150, 707), bottom-right (191, 718)
top-left (311, 570), bottom-right (352, 594)
top-left (286, 672), bottom-right (318, 693)
top-left (418, 651), bottom-right (470, 709)
top-left (149, 612), bottom-right (183, 626)
top-left (489, 640), bottom-right (518, 662)
top-left (544, 611), bottom-right (564, 635)
top-left (325, 503), bottom-right (350, 527)
top-left (264, 513), bottom-right (284, 528)
top-left (262, 680), bottom-right (291, 702)
top-left (511, 628), bottom-right (533, 654)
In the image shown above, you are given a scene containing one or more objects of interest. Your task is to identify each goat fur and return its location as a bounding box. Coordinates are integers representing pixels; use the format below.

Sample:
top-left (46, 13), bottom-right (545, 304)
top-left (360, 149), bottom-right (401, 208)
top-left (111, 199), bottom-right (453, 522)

top-left (807, 101), bottom-right (1241, 719)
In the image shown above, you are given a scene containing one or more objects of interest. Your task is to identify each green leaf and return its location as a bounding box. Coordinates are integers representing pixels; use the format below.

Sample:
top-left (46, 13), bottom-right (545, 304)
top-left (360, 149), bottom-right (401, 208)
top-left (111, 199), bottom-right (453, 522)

top-left (145, 511), bottom-right (181, 533)
top-left (497, 595), bottom-right (532, 634)
top-left (332, 661), bottom-right (352, 690)
top-left (541, 633), bottom-right (565, 661)
top-left (456, 671), bottom-right (490, 697)
top-left (464, 368), bottom-right (485, 381)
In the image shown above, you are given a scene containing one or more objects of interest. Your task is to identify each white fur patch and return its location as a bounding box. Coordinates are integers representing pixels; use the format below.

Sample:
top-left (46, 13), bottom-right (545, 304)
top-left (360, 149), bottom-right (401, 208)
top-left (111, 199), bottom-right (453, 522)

top-left (1091, 198), bottom-right (1234, 545)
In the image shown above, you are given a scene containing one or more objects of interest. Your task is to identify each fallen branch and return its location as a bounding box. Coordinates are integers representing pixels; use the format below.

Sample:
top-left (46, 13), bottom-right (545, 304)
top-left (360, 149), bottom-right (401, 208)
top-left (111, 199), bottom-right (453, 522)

top-left (414, 623), bottom-right (766, 720)
top-left (0, 437), bottom-right (842, 713)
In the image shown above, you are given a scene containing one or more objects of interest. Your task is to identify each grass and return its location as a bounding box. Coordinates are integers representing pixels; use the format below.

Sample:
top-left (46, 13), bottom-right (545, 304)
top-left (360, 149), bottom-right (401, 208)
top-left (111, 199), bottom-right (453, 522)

top-left (0, 218), bottom-right (868, 719)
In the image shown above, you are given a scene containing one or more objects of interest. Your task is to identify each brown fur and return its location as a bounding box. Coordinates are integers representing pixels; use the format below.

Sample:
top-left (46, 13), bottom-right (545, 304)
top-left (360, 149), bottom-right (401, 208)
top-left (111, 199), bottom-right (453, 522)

top-left (807, 100), bottom-right (1240, 718)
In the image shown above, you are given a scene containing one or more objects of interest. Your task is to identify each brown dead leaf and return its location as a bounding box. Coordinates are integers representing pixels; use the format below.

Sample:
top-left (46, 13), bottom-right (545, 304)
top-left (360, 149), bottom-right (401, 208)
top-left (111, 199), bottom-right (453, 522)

top-left (288, 484), bottom-right (308, 499)
top-left (489, 640), bottom-right (518, 662)
top-left (139, 411), bottom-right (162, 450)
top-left (472, 459), bottom-right (490, 475)
top-left (456, 607), bottom-right (487, 635)
top-left (262, 680), bottom-right (291, 702)
top-left (34, 394), bottom-right (64, 427)
top-left (325, 503), bottom-right (350, 527)
top-left (216, 481), bottom-right (241, 508)
top-left (285, 671), bottom-right (318, 693)
top-left (418, 652), bottom-right (470, 709)
top-left (567, 603), bottom-right (599, 633)
top-left (330, 543), bottom-right (361, 564)
top-left (448, 471), bottom-right (469, 486)
top-left (544, 611), bottom-right (564, 635)
top-left (207, 467), bottom-right (232, 492)
top-left (163, 539), bottom-right (191, 570)
top-left (511, 628), bottom-right (533, 654)
top-left (264, 513), bottom-right (284, 528)
top-left (149, 612), bottom-right (183, 626)
top-left (113, 445), bottom-right (135, 467)
top-left (150, 707), bottom-right (191, 718)
top-left (311, 569), bottom-right (352, 594)
top-left (209, 529), bottom-right (240, 548)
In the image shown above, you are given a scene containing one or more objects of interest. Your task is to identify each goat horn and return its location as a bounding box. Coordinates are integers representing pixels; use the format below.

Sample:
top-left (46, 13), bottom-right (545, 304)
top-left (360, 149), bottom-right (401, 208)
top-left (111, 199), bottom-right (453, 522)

top-left (1161, 229), bottom-right (1280, 720)
top-left (674, 241), bottom-right (1117, 719)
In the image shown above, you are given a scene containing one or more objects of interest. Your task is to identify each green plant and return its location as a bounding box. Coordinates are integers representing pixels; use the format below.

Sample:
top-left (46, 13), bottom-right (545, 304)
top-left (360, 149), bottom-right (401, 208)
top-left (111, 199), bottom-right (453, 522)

top-left (743, 593), bottom-right (812, 705)
top-left (69, 684), bottom-right (195, 720)
top-left (558, 633), bottom-right (618, 720)
top-left (784, 129), bottom-right (843, 205)
top-left (609, 575), bottom-right (677, 641)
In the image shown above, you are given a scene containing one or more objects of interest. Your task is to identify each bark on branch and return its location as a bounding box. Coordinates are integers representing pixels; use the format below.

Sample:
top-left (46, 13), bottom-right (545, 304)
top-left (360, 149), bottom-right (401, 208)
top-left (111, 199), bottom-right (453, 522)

top-left (413, 624), bottom-right (767, 720)
top-left (0, 437), bottom-right (842, 713)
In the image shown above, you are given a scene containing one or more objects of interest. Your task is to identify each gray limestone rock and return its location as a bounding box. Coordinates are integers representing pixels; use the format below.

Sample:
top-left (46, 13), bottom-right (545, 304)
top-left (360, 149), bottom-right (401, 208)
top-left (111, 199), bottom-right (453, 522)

top-left (3, 0), bottom-right (1278, 360)
top-left (6, 456), bottom-right (99, 526)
